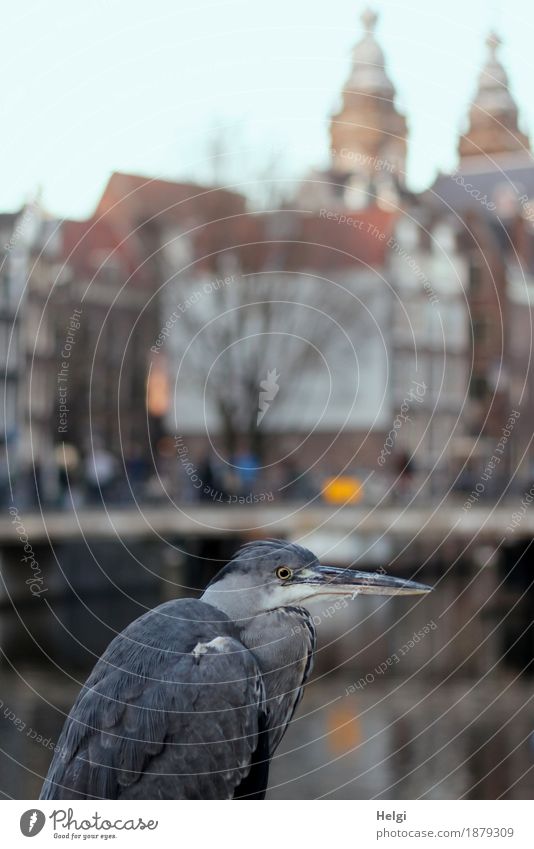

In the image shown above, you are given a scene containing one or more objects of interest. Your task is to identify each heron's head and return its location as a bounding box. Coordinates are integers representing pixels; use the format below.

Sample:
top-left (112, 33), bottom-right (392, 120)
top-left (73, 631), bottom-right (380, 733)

top-left (202, 539), bottom-right (431, 620)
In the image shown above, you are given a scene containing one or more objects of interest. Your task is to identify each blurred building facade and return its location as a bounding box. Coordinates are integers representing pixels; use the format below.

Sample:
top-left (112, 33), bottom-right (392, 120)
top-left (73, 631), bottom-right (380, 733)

top-left (1, 9), bottom-right (533, 504)
top-left (429, 29), bottom-right (534, 485)
top-left (0, 206), bottom-right (60, 506)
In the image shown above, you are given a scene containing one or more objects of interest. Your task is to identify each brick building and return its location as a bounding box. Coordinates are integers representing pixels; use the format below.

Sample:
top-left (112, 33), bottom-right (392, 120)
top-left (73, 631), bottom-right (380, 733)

top-left (429, 30), bottom-right (534, 485)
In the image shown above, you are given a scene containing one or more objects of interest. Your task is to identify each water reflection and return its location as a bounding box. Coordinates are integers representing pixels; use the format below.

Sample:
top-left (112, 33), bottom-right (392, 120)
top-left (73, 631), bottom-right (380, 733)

top-left (1, 669), bottom-right (532, 800)
top-left (268, 677), bottom-right (534, 799)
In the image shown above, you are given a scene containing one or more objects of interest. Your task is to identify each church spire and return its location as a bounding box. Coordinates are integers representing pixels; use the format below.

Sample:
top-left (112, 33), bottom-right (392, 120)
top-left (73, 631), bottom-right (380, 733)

top-left (459, 31), bottom-right (530, 160)
top-left (330, 7), bottom-right (407, 181)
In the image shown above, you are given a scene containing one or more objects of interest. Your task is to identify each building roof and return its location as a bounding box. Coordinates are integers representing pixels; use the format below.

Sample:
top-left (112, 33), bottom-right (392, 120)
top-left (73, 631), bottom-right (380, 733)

top-left (95, 171), bottom-right (246, 227)
top-left (217, 207), bottom-right (397, 273)
top-left (62, 170), bottom-right (395, 286)
top-left (284, 207), bottom-right (396, 271)
top-left (429, 156), bottom-right (534, 218)
top-left (62, 172), bottom-right (248, 283)
top-left (61, 217), bottom-right (142, 279)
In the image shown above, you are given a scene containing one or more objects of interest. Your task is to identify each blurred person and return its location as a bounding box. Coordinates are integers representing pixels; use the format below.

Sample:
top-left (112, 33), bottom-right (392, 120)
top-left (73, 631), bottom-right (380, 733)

top-left (84, 444), bottom-right (118, 504)
top-left (198, 452), bottom-right (226, 502)
top-left (0, 438), bottom-right (9, 508)
top-left (233, 444), bottom-right (260, 495)
top-left (393, 450), bottom-right (416, 502)
top-left (279, 458), bottom-right (318, 501)
top-left (55, 443), bottom-right (83, 508)
top-left (124, 443), bottom-right (150, 501)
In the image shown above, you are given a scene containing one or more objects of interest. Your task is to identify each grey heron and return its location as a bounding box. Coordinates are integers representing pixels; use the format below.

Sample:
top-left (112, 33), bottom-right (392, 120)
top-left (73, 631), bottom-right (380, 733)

top-left (40, 539), bottom-right (431, 800)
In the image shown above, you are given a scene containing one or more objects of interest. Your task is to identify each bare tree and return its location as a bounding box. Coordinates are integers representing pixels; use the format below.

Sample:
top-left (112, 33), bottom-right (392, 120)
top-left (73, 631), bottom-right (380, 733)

top-left (160, 128), bottom-right (376, 459)
top-left (163, 248), bottom-right (374, 461)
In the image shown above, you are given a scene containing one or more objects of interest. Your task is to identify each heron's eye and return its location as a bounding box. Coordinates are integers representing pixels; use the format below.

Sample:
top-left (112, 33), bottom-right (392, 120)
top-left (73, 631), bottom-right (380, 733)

top-left (276, 566), bottom-right (293, 581)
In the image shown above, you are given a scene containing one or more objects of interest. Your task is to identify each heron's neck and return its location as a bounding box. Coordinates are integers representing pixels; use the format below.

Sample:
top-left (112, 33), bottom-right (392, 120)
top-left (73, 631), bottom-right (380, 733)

top-left (238, 606), bottom-right (315, 683)
top-left (200, 587), bottom-right (315, 676)
top-left (241, 606), bottom-right (316, 752)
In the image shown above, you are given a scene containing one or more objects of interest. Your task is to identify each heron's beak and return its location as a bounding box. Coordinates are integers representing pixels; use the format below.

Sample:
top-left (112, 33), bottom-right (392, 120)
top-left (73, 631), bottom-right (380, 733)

top-left (296, 563), bottom-right (432, 598)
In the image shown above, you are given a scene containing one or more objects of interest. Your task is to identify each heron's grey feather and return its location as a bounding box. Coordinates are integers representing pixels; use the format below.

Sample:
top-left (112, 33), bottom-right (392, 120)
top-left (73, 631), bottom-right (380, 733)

top-left (40, 598), bottom-right (267, 800)
top-left (240, 606), bottom-right (316, 752)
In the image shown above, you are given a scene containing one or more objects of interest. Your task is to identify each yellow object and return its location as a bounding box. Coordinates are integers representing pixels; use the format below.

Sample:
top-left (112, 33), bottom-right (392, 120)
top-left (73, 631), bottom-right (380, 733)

top-left (146, 356), bottom-right (170, 417)
top-left (326, 704), bottom-right (362, 754)
top-left (322, 476), bottom-right (363, 504)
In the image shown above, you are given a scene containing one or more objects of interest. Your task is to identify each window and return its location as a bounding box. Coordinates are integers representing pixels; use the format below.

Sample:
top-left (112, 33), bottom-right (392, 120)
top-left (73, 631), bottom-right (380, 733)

top-left (472, 317), bottom-right (487, 345)
top-left (469, 375), bottom-right (488, 399)
top-left (468, 259), bottom-right (483, 295)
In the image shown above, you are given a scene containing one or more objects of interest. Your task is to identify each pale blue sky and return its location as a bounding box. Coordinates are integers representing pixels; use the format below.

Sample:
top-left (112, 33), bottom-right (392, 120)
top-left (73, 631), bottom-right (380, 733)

top-left (1, 0), bottom-right (532, 219)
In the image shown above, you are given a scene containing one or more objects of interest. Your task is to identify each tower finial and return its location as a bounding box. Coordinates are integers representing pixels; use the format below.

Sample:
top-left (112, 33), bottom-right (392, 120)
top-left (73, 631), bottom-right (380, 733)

top-left (486, 31), bottom-right (501, 58)
top-left (458, 29), bottom-right (530, 159)
top-left (361, 6), bottom-right (378, 34)
top-left (330, 5), bottom-right (407, 183)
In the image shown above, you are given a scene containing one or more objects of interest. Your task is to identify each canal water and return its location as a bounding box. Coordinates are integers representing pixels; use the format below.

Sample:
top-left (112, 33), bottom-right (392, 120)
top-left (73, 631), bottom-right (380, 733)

top-left (0, 669), bottom-right (532, 799)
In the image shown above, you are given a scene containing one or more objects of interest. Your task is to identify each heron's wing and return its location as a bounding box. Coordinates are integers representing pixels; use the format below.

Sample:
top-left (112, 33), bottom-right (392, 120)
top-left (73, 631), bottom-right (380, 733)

top-left (117, 635), bottom-right (268, 800)
top-left (41, 600), bottom-right (268, 800)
